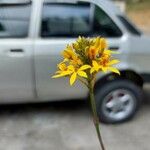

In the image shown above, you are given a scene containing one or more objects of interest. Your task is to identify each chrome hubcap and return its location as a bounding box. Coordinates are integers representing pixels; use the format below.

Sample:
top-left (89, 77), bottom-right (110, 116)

top-left (102, 89), bottom-right (135, 121)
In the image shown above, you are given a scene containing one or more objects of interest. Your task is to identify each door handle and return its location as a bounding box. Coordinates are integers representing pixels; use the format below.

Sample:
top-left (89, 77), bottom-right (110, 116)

top-left (109, 47), bottom-right (119, 51)
top-left (10, 49), bottom-right (24, 53)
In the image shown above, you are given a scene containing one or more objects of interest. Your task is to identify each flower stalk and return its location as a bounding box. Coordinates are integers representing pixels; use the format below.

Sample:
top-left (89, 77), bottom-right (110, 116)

top-left (52, 36), bottom-right (120, 150)
top-left (88, 79), bottom-right (105, 150)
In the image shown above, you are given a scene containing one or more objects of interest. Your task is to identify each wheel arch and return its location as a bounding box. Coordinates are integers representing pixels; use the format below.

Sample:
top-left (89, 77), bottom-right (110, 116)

top-left (95, 70), bottom-right (144, 90)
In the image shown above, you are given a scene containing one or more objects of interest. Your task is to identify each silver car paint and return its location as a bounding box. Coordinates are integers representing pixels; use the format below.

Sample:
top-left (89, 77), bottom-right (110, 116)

top-left (0, 0), bottom-right (149, 103)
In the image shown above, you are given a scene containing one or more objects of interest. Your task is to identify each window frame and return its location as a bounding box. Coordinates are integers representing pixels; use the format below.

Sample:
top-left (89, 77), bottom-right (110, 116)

top-left (118, 15), bottom-right (142, 36)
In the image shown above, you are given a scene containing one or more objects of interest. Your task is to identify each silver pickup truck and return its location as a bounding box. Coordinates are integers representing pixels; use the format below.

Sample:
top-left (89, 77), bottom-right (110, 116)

top-left (0, 0), bottom-right (150, 123)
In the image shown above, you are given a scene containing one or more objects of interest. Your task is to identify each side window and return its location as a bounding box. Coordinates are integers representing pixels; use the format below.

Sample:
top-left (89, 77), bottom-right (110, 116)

top-left (41, 2), bottom-right (122, 38)
top-left (118, 15), bottom-right (141, 36)
top-left (0, 2), bottom-right (31, 38)
top-left (41, 3), bottom-right (91, 37)
top-left (93, 6), bottom-right (122, 37)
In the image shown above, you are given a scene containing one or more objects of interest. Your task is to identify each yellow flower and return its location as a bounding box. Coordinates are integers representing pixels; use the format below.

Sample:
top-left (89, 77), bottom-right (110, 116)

top-left (68, 65), bottom-right (91, 85)
top-left (62, 45), bottom-right (83, 66)
top-left (93, 37), bottom-right (107, 51)
top-left (90, 59), bottom-right (120, 75)
top-left (62, 45), bottom-right (77, 60)
top-left (52, 63), bottom-right (72, 78)
top-left (87, 37), bottom-right (108, 60)
top-left (70, 57), bottom-right (83, 66)
top-left (52, 36), bottom-right (120, 86)
top-left (90, 50), bottom-right (120, 75)
top-left (52, 63), bottom-right (91, 85)
top-left (88, 46), bottom-right (98, 60)
top-left (99, 38), bottom-right (108, 51)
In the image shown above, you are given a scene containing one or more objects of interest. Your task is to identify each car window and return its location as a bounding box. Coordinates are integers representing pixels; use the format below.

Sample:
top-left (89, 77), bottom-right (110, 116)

top-left (41, 2), bottom-right (91, 37)
top-left (93, 5), bottom-right (122, 37)
top-left (41, 2), bottom-right (122, 38)
top-left (0, 2), bottom-right (31, 38)
top-left (118, 15), bottom-right (142, 36)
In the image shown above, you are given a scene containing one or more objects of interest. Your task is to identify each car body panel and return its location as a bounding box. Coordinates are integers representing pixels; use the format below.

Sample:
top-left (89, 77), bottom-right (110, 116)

top-left (33, 0), bottom-right (131, 101)
top-left (0, 39), bottom-right (35, 102)
top-left (0, 0), bottom-right (149, 103)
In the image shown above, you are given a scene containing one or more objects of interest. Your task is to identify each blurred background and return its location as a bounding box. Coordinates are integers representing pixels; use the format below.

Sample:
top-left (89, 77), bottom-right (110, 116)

top-left (0, 0), bottom-right (150, 150)
top-left (119, 0), bottom-right (150, 34)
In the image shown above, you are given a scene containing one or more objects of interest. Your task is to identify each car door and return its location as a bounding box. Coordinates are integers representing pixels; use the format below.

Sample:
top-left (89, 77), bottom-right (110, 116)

top-left (34, 0), bottom-right (124, 101)
top-left (0, 1), bottom-right (34, 102)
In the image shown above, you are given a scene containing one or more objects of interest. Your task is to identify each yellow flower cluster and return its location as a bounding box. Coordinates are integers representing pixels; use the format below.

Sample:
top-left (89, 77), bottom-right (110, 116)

top-left (52, 37), bottom-right (120, 85)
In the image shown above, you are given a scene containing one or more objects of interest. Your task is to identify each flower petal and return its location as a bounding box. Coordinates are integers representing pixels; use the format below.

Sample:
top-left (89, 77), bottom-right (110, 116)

top-left (92, 61), bottom-right (100, 71)
top-left (101, 67), bottom-right (107, 73)
top-left (58, 63), bottom-right (67, 71)
top-left (77, 71), bottom-right (87, 78)
top-left (70, 73), bottom-right (77, 85)
top-left (68, 65), bottom-right (75, 71)
top-left (100, 38), bottom-right (108, 50)
top-left (108, 59), bottom-right (120, 66)
top-left (52, 74), bottom-right (66, 78)
top-left (79, 65), bottom-right (91, 71)
top-left (109, 67), bottom-right (120, 75)
top-left (105, 50), bottom-right (120, 54)
top-left (52, 71), bottom-right (72, 78)
top-left (90, 68), bottom-right (95, 74)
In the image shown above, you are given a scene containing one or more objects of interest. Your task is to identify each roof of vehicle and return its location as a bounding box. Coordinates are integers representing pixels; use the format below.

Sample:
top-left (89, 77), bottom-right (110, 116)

top-left (0, 0), bottom-right (31, 4)
top-left (44, 0), bottom-right (122, 15)
top-left (0, 0), bottom-right (122, 16)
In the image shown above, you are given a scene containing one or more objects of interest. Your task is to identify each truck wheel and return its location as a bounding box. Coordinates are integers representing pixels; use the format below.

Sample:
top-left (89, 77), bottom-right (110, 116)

top-left (95, 79), bottom-right (143, 123)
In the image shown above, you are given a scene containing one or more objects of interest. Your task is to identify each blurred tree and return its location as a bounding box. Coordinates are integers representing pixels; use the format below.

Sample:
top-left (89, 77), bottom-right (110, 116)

top-left (127, 0), bottom-right (144, 3)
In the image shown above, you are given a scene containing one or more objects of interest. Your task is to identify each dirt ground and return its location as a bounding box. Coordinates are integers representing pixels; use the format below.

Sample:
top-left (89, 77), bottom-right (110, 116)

top-left (127, 10), bottom-right (150, 34)
top-left (126, 0), bottom-right (150, 34)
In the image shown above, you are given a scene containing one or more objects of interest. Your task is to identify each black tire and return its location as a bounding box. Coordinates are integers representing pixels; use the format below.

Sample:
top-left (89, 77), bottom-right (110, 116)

top-left (95, 79), bottom-right (143, 124)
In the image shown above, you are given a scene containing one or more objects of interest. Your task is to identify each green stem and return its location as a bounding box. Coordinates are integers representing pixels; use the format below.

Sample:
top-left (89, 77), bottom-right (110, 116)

top-left (89, 80), bottom-right (106, 150)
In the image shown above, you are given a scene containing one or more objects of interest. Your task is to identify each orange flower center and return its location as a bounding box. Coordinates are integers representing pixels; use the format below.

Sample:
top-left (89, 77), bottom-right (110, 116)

top-left (100, 54), bottom-right (110, 67)
top-left (89, 48), bottom-right (97, 60)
